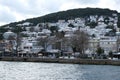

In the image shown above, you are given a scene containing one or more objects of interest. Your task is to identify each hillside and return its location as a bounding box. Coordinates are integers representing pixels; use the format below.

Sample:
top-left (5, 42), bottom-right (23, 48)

top-left (0, 8), bottom-right (120, 28)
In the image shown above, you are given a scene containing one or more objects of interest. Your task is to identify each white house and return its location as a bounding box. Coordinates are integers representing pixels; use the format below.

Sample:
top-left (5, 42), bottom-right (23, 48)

top-left (99, 37), bottom-right (117, 55)
top-left (88, 38), bottom-right (99, 54)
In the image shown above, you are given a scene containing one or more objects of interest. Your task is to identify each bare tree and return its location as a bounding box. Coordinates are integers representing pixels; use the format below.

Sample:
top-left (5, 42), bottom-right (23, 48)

top-left (54, 31), bottom-right (65, 50)
top-left (7, 35), bottom-right (16, 41)
top-left (7, 35), bottom-right (16, 53)
top-left (37, 36), bottom-right (49, 51)
top-left (29, 27), bottom-right (35, 32)
top-left (71, 30), bottom-right (89, 54)
top-left (14, 26), bottom-right (23, 56)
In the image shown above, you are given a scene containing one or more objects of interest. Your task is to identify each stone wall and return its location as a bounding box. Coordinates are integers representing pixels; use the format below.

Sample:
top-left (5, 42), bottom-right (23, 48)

top-left (0, 57), bottom-right (120, 66)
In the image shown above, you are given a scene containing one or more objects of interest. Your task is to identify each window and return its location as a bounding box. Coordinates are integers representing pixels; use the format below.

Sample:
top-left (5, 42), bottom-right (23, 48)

top-left (30, 47), bottom-right (32, 49)
top-left (24, 47), bottom-right (29, 49)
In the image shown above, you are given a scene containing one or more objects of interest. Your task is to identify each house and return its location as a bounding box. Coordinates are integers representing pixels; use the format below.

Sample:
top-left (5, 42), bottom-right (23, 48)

top-left (0, 42), bottom-right (6, 53)
top-left (88, 38), bottom-right (99, 54)
top-left (58, 20), bottom-right (65, 23)
top-left (99, 37), bottom-right (117, 55)
top-left (3, 30), bottom-right (17, 53)
top-left (20, 37), bottom-right (43, 53)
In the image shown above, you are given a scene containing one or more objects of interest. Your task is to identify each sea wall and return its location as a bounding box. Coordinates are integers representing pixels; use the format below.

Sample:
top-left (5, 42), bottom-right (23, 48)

top-left (0, 57), bottom-right (120, 66)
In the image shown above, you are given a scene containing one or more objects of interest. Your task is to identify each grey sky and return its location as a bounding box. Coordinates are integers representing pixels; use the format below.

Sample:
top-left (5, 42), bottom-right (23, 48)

top-left (0, 0), bottom-right (119, 26)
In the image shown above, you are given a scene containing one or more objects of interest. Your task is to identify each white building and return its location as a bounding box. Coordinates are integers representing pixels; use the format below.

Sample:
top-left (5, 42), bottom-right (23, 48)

top-left (20, 37), bottom-right (43, 54)
top-left (88, 38), bottom-right (99, 54)
top-left (99, 37), bottom-right (117, 55)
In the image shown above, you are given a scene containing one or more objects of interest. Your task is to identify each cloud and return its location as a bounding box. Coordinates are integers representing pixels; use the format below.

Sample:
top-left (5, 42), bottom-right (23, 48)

top-left (113, 0), bottom-right (120, 12)
top-left (59, 0), bottom-right (99, 11)
top-left (0, 0), bottom-right (100, 17)
top-left (74, 0), bottom-right (99, 4)
top-left (0, 0), bottom-right (32, 15)
top-left (0, 6), bottom-right (16, 23)
top-left (97, 0), bottom-right (120, 12)
top-left (0, 0), bottom-right (120, 26)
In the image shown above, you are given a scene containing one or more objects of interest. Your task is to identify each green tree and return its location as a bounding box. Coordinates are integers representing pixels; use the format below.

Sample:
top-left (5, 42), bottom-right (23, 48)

top-left (68, 23), bottom-right (75, 28)
top-left (86, 22), bottom-right (98, 28)
top-left (49, 26), bottom-right (59, 34)
top-left (20, 33), bottom-right (28, 37)
top-left (104, 17), bottom-right (109, 24)
top-left (0, 33), bottom-right (3, 40)
top-left (13, 26), bottom-right (23, 33)
top-left (0, 27), bottom-right (8, 33)
top-left (109, 51), bottom-right (113, 59)
top-left (92, 34), bottom-right (96, 38)
top-left (117, 16), bottom-right (120, 28)
top-left (96, 47), bottom-right (104, 56)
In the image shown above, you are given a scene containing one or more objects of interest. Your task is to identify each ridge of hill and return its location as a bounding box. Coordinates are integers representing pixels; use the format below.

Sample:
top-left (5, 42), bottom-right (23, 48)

top-left (0, 8), bottom-right (120, 28)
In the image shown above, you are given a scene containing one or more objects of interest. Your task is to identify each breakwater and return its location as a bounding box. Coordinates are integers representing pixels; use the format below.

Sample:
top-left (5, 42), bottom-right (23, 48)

top-left (0, 57), bottom-right (120, 65)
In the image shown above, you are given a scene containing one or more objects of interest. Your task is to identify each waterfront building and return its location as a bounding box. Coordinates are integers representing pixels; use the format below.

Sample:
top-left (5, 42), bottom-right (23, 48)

top-left (99, 37), bottom-right (117, 55)
top-left (3, 30), bottom-right (17, 53)
top-left (88, 38), bottom-right (99, 54)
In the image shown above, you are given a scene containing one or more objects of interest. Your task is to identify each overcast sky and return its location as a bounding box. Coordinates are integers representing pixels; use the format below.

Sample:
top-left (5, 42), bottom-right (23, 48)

top-left (0, 0), bottom-right (120, 26)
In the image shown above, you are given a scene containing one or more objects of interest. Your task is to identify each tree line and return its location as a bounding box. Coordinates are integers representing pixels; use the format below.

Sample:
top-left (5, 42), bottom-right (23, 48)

top-left (0, 8), bottom-right (119, 28)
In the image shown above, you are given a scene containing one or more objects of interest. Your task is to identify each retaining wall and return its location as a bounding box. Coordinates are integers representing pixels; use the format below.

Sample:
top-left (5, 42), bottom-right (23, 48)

top-left (0, 57), bottom-right (120, 66)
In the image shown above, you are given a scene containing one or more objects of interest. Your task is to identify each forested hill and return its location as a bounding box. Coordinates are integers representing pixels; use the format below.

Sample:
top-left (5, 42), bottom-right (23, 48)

top-left (0, 8), bottom-right (120, 27)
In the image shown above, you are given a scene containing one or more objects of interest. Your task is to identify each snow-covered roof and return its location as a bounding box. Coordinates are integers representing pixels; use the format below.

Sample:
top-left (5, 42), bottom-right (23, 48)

top-left (24, 43), bottom-right (33, 46)
top-left (47, 49), bottom-right (60, 53)
top-left (17, 22), bottom-right (32, 26)
top-left (3, 30), bottom-right (17, 39)
top-left (116, 32), bottom-right (120, 36)
top-left (22, 22), bottom-right (31, 25)
top-left (100, 37), bottom-right (117, 41)
top-left (42, 29), bottom-right (51, 34)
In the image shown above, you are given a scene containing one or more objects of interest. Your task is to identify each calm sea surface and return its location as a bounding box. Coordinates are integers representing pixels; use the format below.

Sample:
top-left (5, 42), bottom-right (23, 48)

top-left (0, 61), bottom-right (120, 80)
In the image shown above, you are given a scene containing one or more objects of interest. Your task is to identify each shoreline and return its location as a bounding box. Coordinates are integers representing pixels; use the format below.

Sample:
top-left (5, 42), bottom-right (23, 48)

top-left (0, 57), bottom-right (120, 66)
